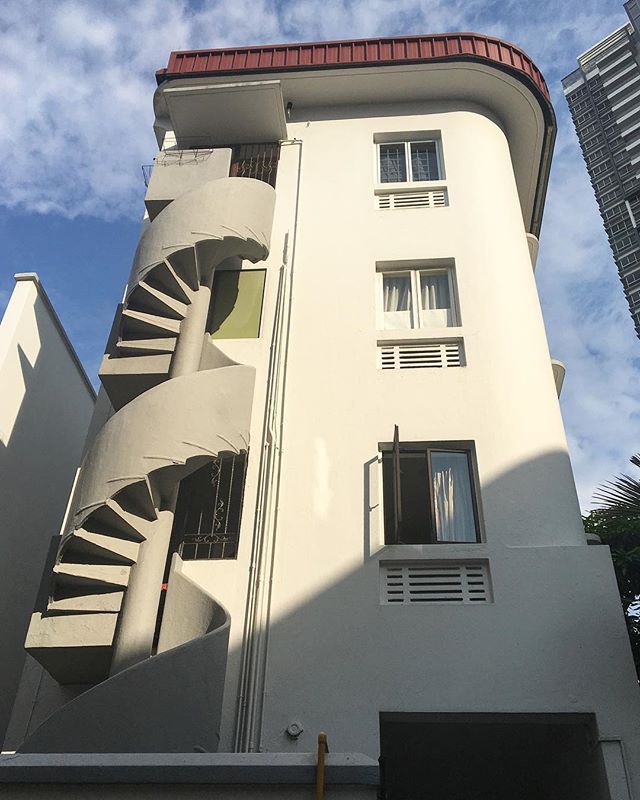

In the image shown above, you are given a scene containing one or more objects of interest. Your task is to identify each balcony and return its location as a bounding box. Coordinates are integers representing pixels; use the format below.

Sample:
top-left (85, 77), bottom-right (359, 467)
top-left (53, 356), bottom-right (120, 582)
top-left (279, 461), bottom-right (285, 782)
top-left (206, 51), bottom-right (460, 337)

top-left (143, 143), bottom-right (280, 220)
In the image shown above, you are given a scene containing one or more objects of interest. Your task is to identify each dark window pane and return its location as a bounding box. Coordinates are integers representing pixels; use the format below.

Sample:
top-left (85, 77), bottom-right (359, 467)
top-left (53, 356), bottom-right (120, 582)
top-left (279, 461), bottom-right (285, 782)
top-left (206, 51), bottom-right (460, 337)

top-left (181, 543), bottom-right (197, 560)
top-left (380, 143), bottom-right (407, 183)
top-left (382, 451), bottom-right (432, 544)
top-left (410, 142), bottom-right (439, 181)
top-left (170, 452), bottom-right (248, 560)
top-left (230, 142), bottom-right (280, 187)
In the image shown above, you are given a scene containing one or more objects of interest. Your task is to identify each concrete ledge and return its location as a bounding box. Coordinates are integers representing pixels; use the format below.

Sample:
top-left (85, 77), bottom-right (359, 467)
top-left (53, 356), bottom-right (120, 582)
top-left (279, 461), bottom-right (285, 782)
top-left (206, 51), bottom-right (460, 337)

top-left (0, 753), bottom-right (379, 786)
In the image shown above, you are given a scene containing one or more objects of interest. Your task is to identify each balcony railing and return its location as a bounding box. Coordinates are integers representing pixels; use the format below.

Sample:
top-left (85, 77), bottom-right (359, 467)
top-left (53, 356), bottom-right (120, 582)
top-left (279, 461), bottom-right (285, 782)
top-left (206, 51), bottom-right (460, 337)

top-left (142, 143), bottom-right (281, 189)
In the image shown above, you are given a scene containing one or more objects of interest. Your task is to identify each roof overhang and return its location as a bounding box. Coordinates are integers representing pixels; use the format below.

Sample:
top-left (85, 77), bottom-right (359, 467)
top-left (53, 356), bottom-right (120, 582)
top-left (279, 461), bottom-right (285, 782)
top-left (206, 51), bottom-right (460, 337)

top-left (163, 80), bottom-right (287, 147)
top-left (153, 34), bottom-right (555, 236)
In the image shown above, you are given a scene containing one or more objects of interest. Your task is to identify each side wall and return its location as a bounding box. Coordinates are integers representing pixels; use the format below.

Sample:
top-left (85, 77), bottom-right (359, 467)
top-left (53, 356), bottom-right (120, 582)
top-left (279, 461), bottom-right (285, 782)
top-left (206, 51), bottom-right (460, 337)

top-left (0, 275), bottom-right (95, 744)
top-left (243, 103), bottom-right (640, 791)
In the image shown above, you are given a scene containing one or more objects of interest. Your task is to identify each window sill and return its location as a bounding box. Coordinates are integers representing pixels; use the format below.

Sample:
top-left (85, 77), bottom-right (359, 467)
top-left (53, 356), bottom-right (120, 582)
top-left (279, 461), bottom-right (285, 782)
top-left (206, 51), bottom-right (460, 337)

top-left (374, 181), bottom-right (446, 194)
top-left (376, 327), bottom-right (463, 342)
top-left (377, 542), bottom-right (488, 561)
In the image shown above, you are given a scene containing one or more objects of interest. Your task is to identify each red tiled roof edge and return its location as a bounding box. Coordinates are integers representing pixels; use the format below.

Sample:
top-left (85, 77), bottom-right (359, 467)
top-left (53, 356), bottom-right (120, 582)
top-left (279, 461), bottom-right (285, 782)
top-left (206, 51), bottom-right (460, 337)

top-left (155, 33), bottom-right (549, 100)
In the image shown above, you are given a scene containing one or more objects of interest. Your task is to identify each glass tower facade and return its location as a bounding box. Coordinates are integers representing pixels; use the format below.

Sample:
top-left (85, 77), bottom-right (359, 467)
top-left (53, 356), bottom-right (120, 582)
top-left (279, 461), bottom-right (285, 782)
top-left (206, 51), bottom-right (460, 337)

top-left (563, 0), bottom-right (640, 337)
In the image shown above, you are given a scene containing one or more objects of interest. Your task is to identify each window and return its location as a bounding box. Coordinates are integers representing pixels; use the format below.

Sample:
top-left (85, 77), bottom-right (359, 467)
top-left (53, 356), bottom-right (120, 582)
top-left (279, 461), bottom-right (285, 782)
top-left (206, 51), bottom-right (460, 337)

top-left (381, 433), bottom-right (479, 545)
top-left (169, 453), bottom-right (248, 560)
top-left (378, 141), bottom-right (441, 183)
top-left (380, 267), bottom-right (457, 329)
top-left (209, 269), bottom-right (266, 339)
top-left (230, 142), bottom-right (280, 188)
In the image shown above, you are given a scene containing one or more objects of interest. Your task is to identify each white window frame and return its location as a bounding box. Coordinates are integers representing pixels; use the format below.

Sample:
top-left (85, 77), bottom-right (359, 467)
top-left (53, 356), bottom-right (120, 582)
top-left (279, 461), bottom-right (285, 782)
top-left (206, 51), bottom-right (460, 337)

top-left (377, 266), bottom-right (459, 330)
top-left (377, 140), bottom-right (443, 184)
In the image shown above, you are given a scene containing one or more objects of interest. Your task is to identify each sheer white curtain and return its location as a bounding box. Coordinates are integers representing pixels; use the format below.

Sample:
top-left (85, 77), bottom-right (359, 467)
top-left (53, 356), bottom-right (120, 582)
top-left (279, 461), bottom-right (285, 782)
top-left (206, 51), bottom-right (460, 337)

top-left (420, 272), bottom-right (452, 327)
top-left (383, 274), bottom-right (412, 329)
top-left (431, 451), bottom-right (476, 542)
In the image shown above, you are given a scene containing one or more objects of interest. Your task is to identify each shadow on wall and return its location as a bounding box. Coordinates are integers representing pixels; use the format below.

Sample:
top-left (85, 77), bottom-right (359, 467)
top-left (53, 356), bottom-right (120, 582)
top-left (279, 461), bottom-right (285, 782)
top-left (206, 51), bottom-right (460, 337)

top-left (13, 449), bottom-right (640, 784)
top-left (0, 300), bottom-right (93, 746)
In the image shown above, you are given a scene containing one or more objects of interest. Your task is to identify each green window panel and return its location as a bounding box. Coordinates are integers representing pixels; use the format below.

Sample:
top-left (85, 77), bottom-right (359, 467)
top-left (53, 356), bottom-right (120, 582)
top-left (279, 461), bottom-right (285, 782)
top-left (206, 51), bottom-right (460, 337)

top-left (209, 269), bottom-right (266, 339)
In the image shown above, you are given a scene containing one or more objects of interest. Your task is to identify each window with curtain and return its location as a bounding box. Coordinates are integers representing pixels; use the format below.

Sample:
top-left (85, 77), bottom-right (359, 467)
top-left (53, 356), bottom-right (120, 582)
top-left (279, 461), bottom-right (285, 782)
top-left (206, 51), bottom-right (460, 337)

top-left (381, 441), bottom-right (479, 545)
top-left (378, 140), bottom-right (441, 183)
top-left (381, 268), bottom-right (457, 329)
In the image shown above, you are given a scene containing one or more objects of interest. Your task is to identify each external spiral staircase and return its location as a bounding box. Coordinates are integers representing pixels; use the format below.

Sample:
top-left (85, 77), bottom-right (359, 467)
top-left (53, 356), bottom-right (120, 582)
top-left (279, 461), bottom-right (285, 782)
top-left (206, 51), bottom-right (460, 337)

top-left (23, 176), bottom-right (275, 751)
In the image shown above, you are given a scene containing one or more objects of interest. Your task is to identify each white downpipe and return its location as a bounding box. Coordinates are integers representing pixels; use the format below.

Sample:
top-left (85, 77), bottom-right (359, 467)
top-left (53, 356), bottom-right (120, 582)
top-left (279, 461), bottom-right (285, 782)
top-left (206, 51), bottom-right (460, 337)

top-left (235, 264), bottom-right (288, 751)
top-left (234, 140), bottom-right (302, 752)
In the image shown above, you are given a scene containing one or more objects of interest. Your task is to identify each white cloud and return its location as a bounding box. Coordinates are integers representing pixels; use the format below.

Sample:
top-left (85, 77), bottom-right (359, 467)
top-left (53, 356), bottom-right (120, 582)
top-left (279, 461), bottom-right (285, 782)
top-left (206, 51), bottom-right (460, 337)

top-left (0, 0), bottom-right (638, 508)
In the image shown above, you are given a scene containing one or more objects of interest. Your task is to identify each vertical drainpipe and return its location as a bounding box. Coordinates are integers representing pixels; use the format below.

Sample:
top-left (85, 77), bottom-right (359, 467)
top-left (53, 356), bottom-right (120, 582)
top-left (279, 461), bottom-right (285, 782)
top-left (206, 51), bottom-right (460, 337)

top-left (234, 139), bottom-right (303, 752)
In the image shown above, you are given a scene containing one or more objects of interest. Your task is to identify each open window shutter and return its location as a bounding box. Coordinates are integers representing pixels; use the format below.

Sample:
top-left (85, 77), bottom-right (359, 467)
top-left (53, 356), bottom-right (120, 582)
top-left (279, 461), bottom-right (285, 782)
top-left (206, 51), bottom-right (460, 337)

top-left (393, 424), bottom-right (402, 544)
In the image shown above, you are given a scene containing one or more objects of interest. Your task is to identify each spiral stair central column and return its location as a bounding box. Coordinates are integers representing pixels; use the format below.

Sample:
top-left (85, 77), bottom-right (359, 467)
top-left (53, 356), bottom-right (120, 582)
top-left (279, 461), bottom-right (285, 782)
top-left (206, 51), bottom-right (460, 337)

top-left (110, 268), bottom-right (215, 676)
top-left (169, 278), bottom-right (213, 379)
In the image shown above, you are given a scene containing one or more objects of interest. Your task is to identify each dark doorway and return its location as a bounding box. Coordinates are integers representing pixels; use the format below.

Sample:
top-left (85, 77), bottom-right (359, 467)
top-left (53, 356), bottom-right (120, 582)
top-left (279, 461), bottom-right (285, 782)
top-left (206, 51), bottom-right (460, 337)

top-left (379, 713), bottom-right (609, 800)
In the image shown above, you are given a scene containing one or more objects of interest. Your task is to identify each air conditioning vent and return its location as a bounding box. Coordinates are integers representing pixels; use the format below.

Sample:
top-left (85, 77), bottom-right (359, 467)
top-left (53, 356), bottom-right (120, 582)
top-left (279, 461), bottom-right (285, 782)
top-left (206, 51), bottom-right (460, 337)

top-left (378, 340), bottom-right (464, 370)
top-left (381, 561), bottom-right (492, 605)
top-left (377, 188), bottom-right (448, 209)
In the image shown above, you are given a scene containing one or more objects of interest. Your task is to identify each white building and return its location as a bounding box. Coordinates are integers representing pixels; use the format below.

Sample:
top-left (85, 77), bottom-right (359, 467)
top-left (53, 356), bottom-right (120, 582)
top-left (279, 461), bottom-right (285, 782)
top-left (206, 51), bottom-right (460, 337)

top-left (1, 33), bottom-right (639, 800)
top-left (0, 273), bottom-right (95, 746)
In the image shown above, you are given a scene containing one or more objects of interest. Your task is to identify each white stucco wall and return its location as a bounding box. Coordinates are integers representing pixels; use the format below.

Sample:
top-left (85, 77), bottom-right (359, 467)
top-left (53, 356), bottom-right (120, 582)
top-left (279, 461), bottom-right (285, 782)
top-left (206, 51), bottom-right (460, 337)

top-left (0, 275), bottom-right (95, 744)
top-left (180, 101), bottom-right (640, 794)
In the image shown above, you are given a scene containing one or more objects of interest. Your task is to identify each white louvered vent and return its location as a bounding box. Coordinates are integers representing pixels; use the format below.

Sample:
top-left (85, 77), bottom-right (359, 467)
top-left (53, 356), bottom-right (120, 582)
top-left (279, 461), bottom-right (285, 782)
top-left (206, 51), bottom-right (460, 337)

top-left (378, 340), bottom-right (464, 370)
top-left (380, 561), bottom-right (492, 605)
top-left (377, 188), bottom-right (448, 209)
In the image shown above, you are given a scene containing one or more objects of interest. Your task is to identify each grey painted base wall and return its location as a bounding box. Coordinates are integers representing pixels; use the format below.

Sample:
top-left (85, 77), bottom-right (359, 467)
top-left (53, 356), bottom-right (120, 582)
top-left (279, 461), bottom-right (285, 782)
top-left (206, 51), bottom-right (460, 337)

top-left (0, 753), bottom-right (378, 799)
top-left (0, 787), bottom-right (375, 799)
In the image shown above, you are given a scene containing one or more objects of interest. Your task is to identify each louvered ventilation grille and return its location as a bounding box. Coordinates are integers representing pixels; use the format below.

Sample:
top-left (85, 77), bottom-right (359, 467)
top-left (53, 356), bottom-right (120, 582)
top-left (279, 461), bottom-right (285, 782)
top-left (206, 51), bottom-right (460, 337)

top-left (377, 188), bottom-right (448, 209)
top-left (381, 562), bottom-right (491, 604)
top-left (378, 341), bottom-right (464, 370)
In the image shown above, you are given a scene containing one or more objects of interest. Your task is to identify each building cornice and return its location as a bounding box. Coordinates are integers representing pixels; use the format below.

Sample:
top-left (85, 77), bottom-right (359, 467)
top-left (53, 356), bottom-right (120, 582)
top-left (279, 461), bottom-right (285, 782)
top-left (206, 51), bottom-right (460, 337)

top-left (156, 33), bottom-right (549, 100)
top-left (155, 33), bottom-right (555, 237)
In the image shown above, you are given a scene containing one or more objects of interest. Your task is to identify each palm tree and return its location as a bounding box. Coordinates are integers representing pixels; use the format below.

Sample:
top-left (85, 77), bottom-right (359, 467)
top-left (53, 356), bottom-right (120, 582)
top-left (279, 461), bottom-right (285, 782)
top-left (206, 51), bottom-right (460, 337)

top-left (593, 454), bottom-right (640, 515)
top-left (587, 454), bottom-right (640, 677)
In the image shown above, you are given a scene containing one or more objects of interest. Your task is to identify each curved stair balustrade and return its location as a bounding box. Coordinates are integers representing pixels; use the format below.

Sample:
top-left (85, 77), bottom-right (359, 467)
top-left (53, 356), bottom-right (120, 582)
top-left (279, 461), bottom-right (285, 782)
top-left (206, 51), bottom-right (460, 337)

top-left (100, 177), bottom-right (275, 410)
top-left (23, 169), bottom-right (275, 749)
top-left (25, 365), bottom-right (254, 685)
top-left (20, 556), bottom-right (231, 754)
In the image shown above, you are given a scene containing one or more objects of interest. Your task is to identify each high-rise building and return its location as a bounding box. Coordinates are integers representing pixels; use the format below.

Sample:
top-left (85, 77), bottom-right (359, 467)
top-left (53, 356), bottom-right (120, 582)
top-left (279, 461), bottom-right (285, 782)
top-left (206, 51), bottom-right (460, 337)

top-left (1, 32), bottom-right (640, 799)
top-left (563, 0), bottom-right (640, 338)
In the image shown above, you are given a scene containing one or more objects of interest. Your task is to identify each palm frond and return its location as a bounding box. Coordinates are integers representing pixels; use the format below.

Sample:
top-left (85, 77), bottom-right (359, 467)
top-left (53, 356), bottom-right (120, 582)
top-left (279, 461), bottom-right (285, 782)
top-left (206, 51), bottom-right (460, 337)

top-left (593, 455), bottom-right (640, 516)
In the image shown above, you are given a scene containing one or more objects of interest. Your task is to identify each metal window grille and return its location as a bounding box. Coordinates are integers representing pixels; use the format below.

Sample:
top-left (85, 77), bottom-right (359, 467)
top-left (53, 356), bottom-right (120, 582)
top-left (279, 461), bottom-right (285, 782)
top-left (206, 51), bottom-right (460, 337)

top-left (378, 141), bottom-right (441, 184)
top-left (171, 452), bottom-right (248, 560)
top-left (230, 143), bottom-right (280, 187)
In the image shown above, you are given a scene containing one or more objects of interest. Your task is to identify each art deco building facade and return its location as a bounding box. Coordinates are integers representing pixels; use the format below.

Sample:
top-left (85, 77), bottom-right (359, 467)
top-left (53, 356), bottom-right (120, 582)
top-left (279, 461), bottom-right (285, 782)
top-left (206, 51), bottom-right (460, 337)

top-left (1, 32), bottom-right (640, 800)
top-left (563, 0), bottom-right (640, 338)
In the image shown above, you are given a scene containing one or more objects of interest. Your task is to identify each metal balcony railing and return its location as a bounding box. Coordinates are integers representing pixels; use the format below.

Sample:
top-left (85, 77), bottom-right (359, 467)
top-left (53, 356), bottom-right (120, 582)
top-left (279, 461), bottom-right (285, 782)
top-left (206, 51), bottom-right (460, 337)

top-left (142, 164), bottom-right (153, 187)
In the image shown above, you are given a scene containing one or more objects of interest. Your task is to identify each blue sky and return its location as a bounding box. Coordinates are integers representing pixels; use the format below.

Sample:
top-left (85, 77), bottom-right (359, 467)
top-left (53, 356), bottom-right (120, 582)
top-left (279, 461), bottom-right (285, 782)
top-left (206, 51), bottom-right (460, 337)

top-left (0, 0), bottom-right (638, 509)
